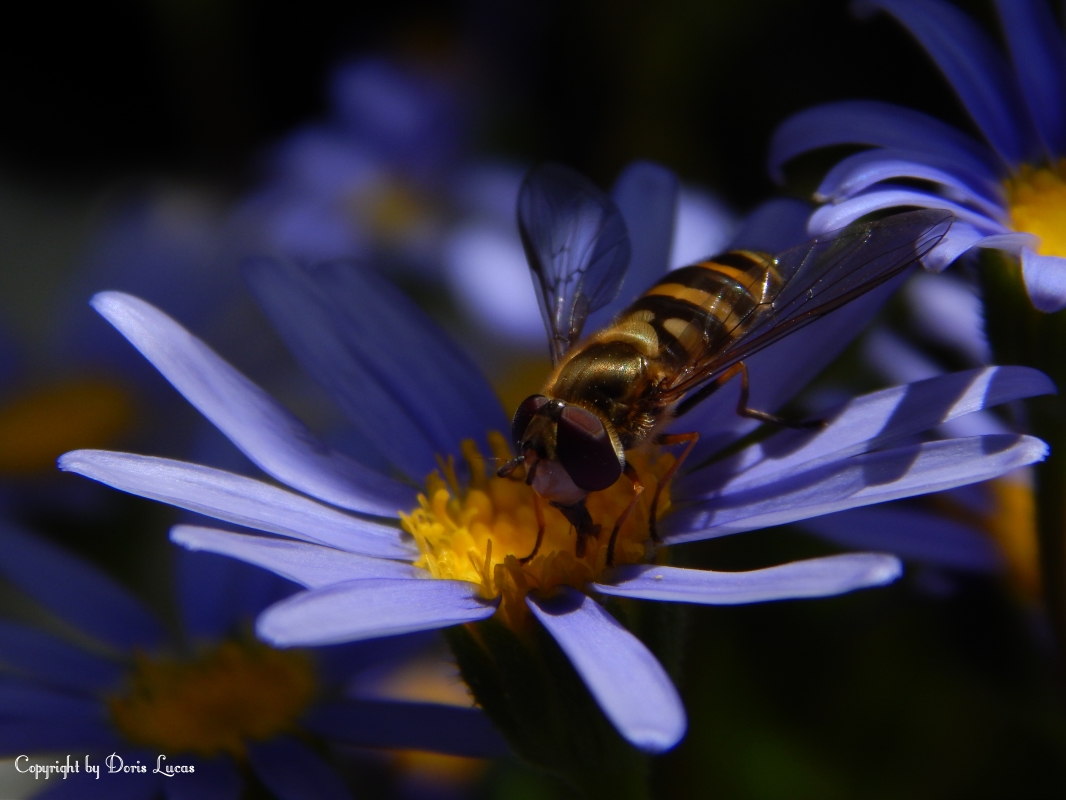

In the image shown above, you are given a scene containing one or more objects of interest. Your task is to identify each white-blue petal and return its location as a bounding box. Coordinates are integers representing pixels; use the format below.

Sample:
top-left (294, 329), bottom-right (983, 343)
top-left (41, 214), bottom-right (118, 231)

top-left (854, 0), bottom-right (1038, 165)
top-left (685, 366), bottom-right (1053, 497)
top-left (797, 506), bottom-right (1002, 572)
top-left (257, 578), bottom-right (497, 647)
top-left (808, 189), bottom-right (1007, 237)
top-left (814, 148), bottom-right (1005, 215)
top-left (593, 554), bottom-right (902, 604)
top-left (170, 526), bottom-right (423, 588)
top-left (527, 587), bottom-right (686, 753)
top-left (769, 100), bottom-right (998, 182)
top-left (90, 291), bottom-right (411, 516)
top-left (1020, 248), bottom-right (1066, 312)
top-left (59, 450), bottom-right (414, 560)
top-left (668, 435), bottom-right (1048, 543)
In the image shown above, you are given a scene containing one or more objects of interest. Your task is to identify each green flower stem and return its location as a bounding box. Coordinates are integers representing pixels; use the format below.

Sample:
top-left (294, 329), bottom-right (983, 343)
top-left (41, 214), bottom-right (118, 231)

top-left (980, 250), bottom-right (1066, 673)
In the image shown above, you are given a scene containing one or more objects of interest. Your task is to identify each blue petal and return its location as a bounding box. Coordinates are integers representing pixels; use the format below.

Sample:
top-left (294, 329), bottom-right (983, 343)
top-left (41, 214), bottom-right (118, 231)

top-left (685, 366), bottom-right (1054, 496)
top-left (901, 272), bottom-right (989, 363)
top-left (0, 719), bottom-right (120, 756)
top-left (89, 292), bottom-right (411, 516)
top-left (59, 451), bottom-right (414, 561)
top-left (589, 161), bottom-right (679, 326)
top-left (163, 754), bottom-right (242, 800)
top-left (993, 0), bottom-right (1066, 154)
top-left (807, 188), bottom-right (1008, 235)
top-left (243, 258), bottom-right (508, 479)
top-left (527, 587), bottom-right (686, 753)
top-left (668, 434), bottom-right (1048, 543)
top-left (0, 621), bottom-right (123, 693)
top-left (176, 546), bottom-right (294, 642)
top-left (769, 100), bottom-right (998, 182)
top-left (814, 148), bottom-right (1004, 213)
top-left (247, 736), bottom-right (350, 800)
top-left (1020, 248), bottom-right (1066, 312)
top-left (257, 578), bottom-right (498, 647)
top-left (854, 0), bottom-right (1038, 165)
top-left (171, 526), bottom-right (423, 589)
top-left (0, 521), bottom-right (163, 651)
top-left (797, 505), bottom-right (1002, 572)
top-left (670, 188), bottom-right (737, 267)
top-left (728, 198), bottom-right (813, 252)
top-left (304, 698), bottom-right (509, 757)
top-left (594, 554), bottom-right (901, 604)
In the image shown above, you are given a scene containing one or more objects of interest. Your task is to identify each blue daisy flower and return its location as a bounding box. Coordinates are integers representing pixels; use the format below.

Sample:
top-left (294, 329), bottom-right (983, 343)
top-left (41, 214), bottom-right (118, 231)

top-left (0, 522), bottom-right (506, 800)
top-left (770, 0), bottom-right (1066, 311)
top-left (58, 168), bottom-right (1053, 756)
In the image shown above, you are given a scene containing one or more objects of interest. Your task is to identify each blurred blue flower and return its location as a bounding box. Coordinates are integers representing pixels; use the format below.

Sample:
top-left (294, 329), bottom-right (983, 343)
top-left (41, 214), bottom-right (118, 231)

top-left (59, 176), bottom-right (1053, 755)
top-left (770, 0), bottom-right (1066, 311)
top-left (233, 57), bottom-right (467, 273)
top-left (0, 522), bottom-right (506, 800)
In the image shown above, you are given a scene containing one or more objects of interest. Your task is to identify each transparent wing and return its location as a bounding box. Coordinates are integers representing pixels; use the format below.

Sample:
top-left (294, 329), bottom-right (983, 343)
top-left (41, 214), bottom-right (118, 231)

top-left (667, 209), bottom-right (953, 400)
top-left (517, 163), bottom-right (632, 364)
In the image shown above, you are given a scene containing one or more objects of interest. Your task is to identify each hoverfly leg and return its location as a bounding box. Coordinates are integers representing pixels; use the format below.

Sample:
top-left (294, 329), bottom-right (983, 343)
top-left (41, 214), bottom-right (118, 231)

top-left (519, 493), bottom-right (547, 564)
top-left (649, 431), bottom-right (700, 541)
top-left (606, 463), bottom-right (644, 567)
top-left (551, 500), bottom-right (600, 558)
top-left (678, 361), bottom-right (823, 429)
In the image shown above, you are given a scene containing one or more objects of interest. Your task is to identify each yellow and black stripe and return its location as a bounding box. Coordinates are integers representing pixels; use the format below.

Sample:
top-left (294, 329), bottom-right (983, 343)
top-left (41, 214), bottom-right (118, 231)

top-left (620, 251), bottom-right (782, 370)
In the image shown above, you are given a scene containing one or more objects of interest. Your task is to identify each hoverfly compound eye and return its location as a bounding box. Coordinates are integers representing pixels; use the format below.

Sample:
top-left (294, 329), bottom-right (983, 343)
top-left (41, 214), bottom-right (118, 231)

top-left (512, 395), bottom-right (550, 450)
top-left (555, 405), bottom-right (622, 492)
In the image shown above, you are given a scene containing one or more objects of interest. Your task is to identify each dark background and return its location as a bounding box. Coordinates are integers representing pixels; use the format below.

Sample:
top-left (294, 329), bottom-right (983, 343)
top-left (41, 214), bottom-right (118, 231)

top-left (0, 0), bottom-right (987, 204)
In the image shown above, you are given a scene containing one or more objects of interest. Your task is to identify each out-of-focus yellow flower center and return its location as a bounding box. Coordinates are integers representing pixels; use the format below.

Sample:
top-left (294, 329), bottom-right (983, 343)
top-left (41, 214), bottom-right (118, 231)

top-left (351, 179), bottom-right (432, 243)
top-left (400, 432), bottom-right (674, 627)
top-left (984, 477), bottom-right (1039, 604)
top-left (108, 640), bottom-right (316, 758)
top-left (1005, 160), bottom-right (1066, 257)
top-left (0, 377), bottom-right (134, 475)
top-left (936, 475), bottom-right (1039, 604)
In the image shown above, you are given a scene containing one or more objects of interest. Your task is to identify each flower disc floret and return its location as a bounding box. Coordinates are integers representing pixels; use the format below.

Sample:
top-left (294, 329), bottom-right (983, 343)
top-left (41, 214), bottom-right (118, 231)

top-left (109, 640), bottom-right (316, 758)
top-left (401, 431), bottom-right (674, 627)
top-left (1005, 160), bottom-right (1066, 258)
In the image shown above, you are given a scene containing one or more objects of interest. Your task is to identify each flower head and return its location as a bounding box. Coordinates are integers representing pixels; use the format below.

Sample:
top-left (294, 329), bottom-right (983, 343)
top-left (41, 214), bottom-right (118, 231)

top-left (770, 0), bottom-right (1066, 311)
top-left (0, 521), bottom-right (506, 798)
top-left (60, 185), bottom-right (1052, 757)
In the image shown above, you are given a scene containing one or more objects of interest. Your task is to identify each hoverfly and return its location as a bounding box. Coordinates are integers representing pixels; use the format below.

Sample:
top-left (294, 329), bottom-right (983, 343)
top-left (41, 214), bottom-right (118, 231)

top-left (498, 163), bottom-right (951, 565)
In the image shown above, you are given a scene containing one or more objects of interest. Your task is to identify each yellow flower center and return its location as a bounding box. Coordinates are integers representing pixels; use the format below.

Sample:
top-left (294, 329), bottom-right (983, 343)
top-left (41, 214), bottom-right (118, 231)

top-left (983, 477), bottom-right (1039, 605)
top-left (400, 432), bottom-right (674, 628)
top-left (1005, 160), bottom-right (1066, 257)
top-left (108, 640), bottom-right (316, 758)
top-left (934, 476), bottom-right (1038, 605)
top-left (0, 377), bottom-right (134, 475)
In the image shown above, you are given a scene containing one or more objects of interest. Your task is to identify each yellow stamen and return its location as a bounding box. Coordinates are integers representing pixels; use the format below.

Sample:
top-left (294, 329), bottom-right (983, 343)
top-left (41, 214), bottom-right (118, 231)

top-left (1005, 160), bottom-right (1066, 257)
top-left (400, 431), bottom-right (675, 629)
top-left (0, 377), bottom-right (134, 475)
top-left (108, 640), bottom-right (316, 758)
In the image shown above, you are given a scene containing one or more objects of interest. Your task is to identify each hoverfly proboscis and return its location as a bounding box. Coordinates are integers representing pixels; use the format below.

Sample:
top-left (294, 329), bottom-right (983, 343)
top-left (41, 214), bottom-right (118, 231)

top-left (497, 163), bottom-right (952, 566)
